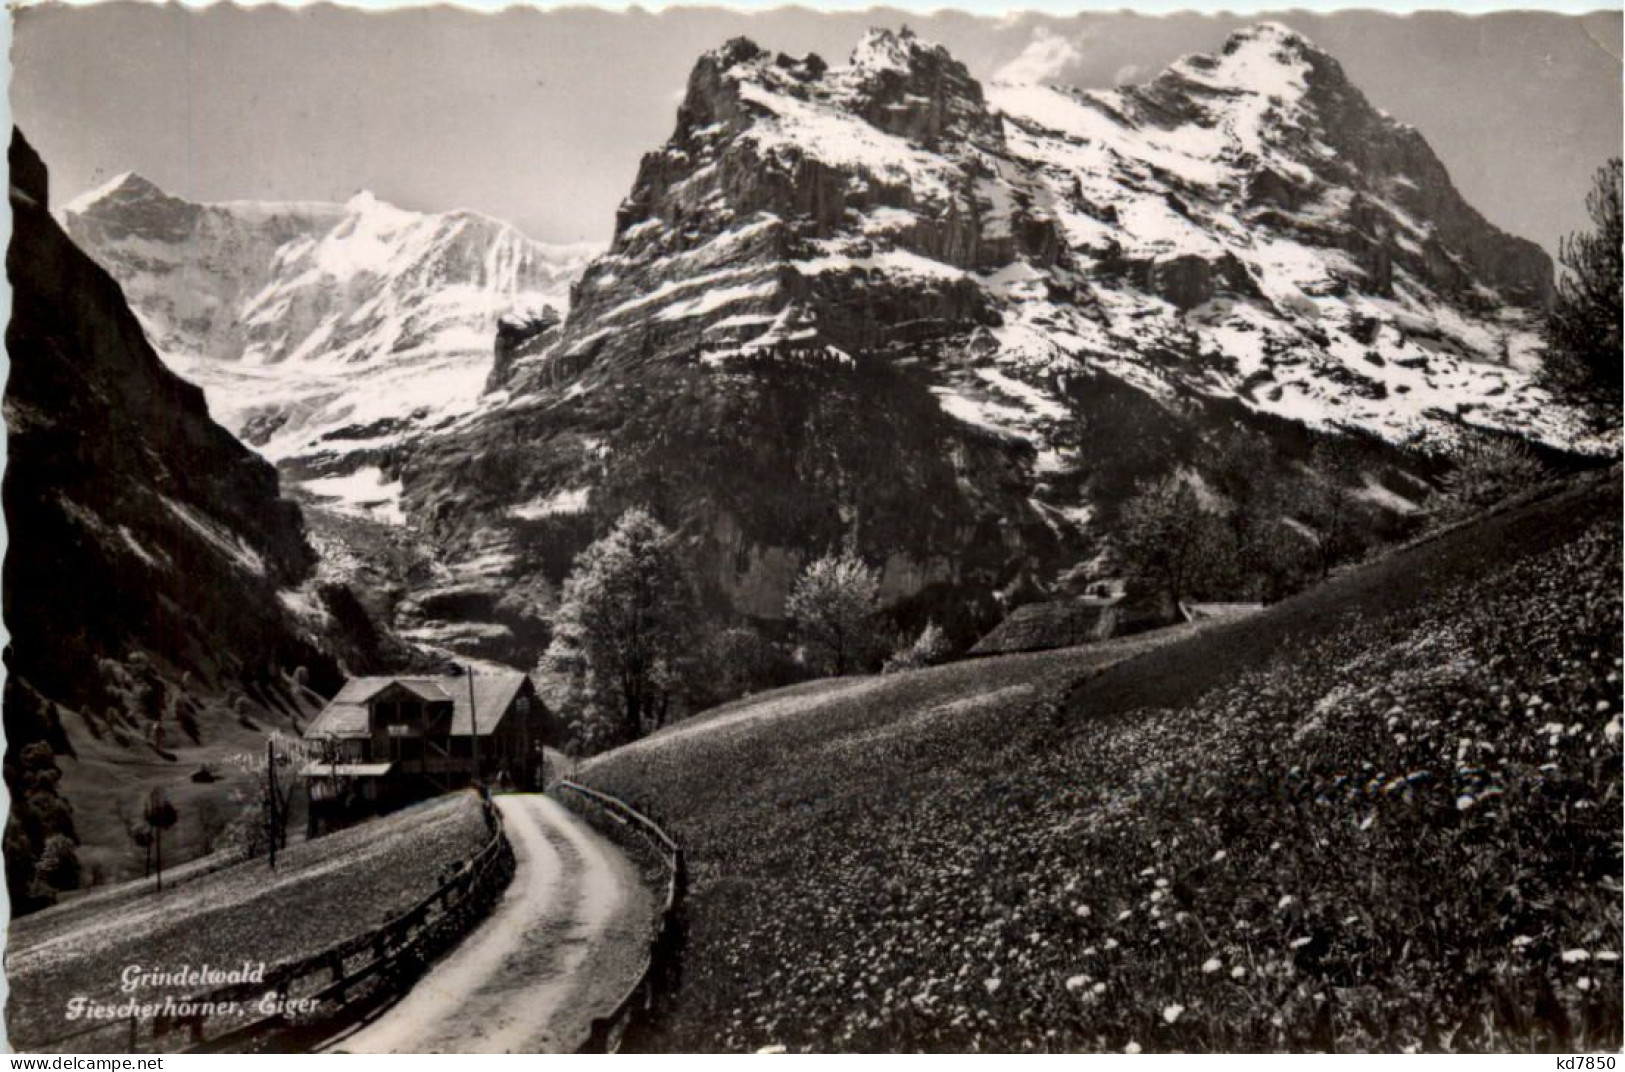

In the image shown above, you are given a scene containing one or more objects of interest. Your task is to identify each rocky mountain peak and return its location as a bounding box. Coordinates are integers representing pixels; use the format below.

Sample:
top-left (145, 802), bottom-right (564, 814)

top-left (846, 26), bottom-right (923, 72)
top-left (1223, 21), bottom-right (1319, 66)
top-left (61, 170), bottom-right (171, 214)
top-left (60, 171), bottom-right (204, 244)
top-left (1158, 23), bottom-right (1314, 103)
top-left (510, 26), bottom-right (1581, 443)
top-left (662, 26), bottom-right (1000, 181)
top-left (344, 188), bottom-right (385, 213)
top-left (838, 26), bottom-right (1002, 150)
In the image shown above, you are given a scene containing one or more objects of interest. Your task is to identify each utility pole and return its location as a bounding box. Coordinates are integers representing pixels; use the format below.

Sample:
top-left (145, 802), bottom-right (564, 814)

top-left (467, 665), bottom-right (481, 787)
top-left (266, 738), bottom-right (279, 871)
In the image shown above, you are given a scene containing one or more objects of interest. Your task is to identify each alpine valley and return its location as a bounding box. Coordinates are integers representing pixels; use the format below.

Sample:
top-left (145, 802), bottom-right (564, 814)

top-left (7, 11), bottom-right (1622, 1055)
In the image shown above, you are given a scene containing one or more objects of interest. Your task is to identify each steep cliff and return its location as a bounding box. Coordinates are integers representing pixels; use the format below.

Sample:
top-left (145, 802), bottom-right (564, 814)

top-left (393, 25), bottom-right (1588, 659)
top-left (5, 131), bottom-right (407, 898)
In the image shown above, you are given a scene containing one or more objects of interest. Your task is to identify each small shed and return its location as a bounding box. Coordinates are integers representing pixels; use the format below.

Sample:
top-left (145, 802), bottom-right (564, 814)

top-left (969, 596), bottom-right (1124, 656)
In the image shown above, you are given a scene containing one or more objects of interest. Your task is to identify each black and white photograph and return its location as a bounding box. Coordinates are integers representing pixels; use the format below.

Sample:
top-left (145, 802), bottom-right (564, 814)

top-left (2, 0), bottom-right (1621, 1055)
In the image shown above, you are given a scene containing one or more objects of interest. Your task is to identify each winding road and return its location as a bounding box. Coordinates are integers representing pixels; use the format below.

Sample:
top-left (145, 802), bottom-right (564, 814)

top-left (331, 794), bottom-right (654, 1054)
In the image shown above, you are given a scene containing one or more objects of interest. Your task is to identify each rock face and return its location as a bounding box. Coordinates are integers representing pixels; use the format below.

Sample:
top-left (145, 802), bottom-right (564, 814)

top-left (61, 178), bottom-right (599, 504)
top-left (492, 23), bottom-right (1567, 447)
top-left (393, 24), bottom-right (1596, 656)
top-left (6, 131), bottom-right (325, 705)
top-left (394, 24), bottom-right (1592, 659)
top-left (4, 131), bottom-right (305, 877)
top-left (58, 174), bottom-right (344, 365)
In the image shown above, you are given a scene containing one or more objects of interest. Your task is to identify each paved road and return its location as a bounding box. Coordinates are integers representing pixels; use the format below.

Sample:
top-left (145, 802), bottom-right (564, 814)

top-left (333, 794), bottom-right (654, 1053)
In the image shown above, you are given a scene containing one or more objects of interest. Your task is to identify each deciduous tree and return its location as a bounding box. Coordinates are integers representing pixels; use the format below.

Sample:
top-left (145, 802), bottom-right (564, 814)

top-left (1439, 435), bottom-right (1547, 515)
top-left (1116, 476), bottom-right (1212, 608)
top-left (786, 551), bottom-right (881, 676)
top-left (543, 508), bottom-right (695, 747)
top-left (1296, 440), bottom-right (1367, 580)
top-left (142, 788), bottom-right (178, 891)
top-left (1542, 158), bottom-right (1622, 424)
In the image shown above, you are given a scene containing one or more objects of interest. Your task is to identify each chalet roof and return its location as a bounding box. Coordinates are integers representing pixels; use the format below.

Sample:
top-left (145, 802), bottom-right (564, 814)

top-left (303, 670), bottom-right (532, 740)
top-left (331, 678), bottom-right (452, 704)
top-left (307, 702), bottom-right (371, 738)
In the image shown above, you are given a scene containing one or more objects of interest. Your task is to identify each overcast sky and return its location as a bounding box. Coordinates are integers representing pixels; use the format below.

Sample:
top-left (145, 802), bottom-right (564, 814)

top-left (12, 4), bottom-right (1622, 256)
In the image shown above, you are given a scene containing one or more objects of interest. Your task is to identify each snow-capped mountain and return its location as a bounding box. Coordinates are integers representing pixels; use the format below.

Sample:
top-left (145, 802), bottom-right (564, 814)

top-left (497, 23), bottom-right (1572, 449)
top-left (391, 23), bottom-right (1593, 658)
top-left (61, 173), bottom-right (345, 363)
top-left (60, 177), bottom-right (600, 508)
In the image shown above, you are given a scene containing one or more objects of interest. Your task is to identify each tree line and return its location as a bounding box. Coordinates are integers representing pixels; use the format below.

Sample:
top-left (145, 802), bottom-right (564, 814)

top-left (535, 508), bottom-right (956, 753)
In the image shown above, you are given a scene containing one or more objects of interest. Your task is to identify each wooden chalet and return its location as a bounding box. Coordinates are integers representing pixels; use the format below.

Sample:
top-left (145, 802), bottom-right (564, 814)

top-left (301, 669), bottom-right (547, 827)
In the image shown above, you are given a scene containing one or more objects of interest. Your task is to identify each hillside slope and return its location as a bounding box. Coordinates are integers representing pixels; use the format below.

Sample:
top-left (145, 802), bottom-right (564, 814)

top-left (580, 468), bottom-right (1622, 1051)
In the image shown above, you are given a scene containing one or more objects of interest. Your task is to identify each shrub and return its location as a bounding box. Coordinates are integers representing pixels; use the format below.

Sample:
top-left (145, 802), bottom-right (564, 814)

top-left (883, 621), bottom-right (953, 674)
top-left (1541, 157), bottom-right (1622, 424)
top-left (35, 833), bottom-right (80, 892)
top-left (1439, 436), bottom-right (1547, 515)
top-left (690, 626), bottom-right (798, 709)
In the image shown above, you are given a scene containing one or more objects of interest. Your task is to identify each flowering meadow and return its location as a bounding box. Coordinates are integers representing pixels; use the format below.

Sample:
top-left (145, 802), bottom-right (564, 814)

top-left (584, 471), bottom-right (1623, 1052)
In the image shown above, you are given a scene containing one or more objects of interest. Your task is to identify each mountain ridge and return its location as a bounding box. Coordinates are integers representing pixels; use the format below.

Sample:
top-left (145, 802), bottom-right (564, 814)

top-left (52, 25), bottom-right (1607, 669)
top-left (504, 23), bottom-right (1567, 446)
top-left (60, 176), bottom-right (601, 512)
top-left (390, 23), bottom-right (1596, 661)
